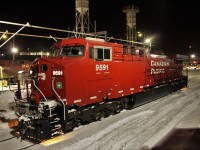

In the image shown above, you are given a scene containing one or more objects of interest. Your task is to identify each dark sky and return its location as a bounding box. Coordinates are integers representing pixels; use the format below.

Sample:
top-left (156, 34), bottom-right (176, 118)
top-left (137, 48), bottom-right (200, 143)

top-left (0, 0), bottom-right (200, 58)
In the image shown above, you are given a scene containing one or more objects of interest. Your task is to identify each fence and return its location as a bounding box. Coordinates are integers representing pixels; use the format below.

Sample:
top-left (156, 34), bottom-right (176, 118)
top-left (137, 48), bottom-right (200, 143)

top-left (0, 77), bottom-right (18, 92)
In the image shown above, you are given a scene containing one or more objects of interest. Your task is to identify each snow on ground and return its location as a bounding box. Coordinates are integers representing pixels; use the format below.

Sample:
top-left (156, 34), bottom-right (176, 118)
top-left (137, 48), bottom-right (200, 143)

top-left (0, 90), bottom-right (15, 109)
top-left (0, 90), bottom-right (17, 124)
top-left (0, 70), bottom-right (200, 150)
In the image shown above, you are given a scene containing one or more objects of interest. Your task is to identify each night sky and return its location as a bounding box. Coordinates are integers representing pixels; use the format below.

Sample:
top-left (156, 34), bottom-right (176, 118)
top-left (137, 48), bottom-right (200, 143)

top-left (0, 0), bottom-right (200, 58)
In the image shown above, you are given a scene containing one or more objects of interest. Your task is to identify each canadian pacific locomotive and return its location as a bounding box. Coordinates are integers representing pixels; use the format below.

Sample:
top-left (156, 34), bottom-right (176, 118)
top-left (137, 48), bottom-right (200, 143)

top-left (14, 37), bottom-right (188, 142)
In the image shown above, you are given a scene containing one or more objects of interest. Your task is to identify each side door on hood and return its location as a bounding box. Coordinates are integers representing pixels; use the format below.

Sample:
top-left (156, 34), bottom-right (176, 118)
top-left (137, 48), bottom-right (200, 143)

top-left (86, 45), bottom-right (114, 104)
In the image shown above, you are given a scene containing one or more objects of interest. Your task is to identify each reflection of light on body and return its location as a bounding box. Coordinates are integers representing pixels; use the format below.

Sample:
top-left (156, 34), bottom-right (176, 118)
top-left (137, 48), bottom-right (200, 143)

top-left (41, 132), bottom-right (78, 146)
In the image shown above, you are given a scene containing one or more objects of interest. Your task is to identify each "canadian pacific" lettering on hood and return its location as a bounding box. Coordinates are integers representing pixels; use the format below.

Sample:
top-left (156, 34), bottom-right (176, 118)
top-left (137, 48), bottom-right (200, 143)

top-left (151, 60), bottom-right (169, 66)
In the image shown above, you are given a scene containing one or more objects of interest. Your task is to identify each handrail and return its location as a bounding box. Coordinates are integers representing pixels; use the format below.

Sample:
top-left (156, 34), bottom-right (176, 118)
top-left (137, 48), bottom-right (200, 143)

top-left (52, 77), bottom-right (66, 121)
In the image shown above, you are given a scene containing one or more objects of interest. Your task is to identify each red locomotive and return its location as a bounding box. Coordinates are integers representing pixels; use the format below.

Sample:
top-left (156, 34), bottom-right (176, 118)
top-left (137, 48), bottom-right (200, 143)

top-left (14, 37), bottom-right (188, 142)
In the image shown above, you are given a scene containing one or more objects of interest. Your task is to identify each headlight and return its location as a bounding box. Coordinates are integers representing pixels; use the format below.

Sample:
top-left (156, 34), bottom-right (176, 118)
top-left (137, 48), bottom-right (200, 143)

top-left (30, 70), bottom-right (33, 75)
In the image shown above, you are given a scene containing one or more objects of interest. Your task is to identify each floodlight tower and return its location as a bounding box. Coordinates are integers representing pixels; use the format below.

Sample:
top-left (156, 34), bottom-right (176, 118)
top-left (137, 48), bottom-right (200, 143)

top-left (75, 0), bottom-right (90, 37)
top-left (123, 5), bottom-right (139, 41)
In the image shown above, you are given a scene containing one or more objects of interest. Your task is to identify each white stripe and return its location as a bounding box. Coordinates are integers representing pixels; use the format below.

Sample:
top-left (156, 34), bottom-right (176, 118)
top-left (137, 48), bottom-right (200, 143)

top-left (108, 93), bottom-right (111, 95)
top-left (90, 96), bottom-right (97, 100)
top-left (130, 88), bottom-right (134, 91)
top-left (118, 90), bottom-right (123, 93)
top-left (74, 99), bottom-right (81, 103)
top-left (140, 86), bottom-right (143, 88)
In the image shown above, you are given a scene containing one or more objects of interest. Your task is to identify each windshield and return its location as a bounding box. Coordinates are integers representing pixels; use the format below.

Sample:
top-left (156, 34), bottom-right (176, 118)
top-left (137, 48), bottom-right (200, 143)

top-left (61, 45), bottom-right (84, 56)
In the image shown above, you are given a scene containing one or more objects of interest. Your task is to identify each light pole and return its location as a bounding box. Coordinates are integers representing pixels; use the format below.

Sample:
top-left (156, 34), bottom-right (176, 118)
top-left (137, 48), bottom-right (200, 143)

top-left (137, 31), bottom-right (145, 42)
top-left (0, 30), bottom-right (8, 40)
top-left (138, 32), bottom-right (142, 37)
top-left (191, 54), bottom-right (195, 59)
top-left (188, 45), bottom-right (192, 67)
top-left (12, 47), bottom-right (18, 63)
top-left (145, 38), bottom-right (151, 51)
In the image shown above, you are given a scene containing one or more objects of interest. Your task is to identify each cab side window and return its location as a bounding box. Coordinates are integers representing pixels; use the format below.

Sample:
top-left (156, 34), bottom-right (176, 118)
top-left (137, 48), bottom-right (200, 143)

top-left (131, 47), bottom-right (136, 55)
top-left (104, 49), bottom-right (111, 59)
top-left (139, 49), bottom-right (144, 56)
top-left (97, 48), bottom-right (103, 60)
top-left (123, 46), bottom-right (128, 55)
top-left (93, 46), bottom-right (112, 61)
top-left (89, 47), bottom-right (94, 58)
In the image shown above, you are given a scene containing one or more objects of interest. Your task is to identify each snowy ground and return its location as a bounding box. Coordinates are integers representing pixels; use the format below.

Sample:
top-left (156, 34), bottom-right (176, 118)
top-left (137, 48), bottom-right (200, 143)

top-left (0, 69), bottom-right (200, 150)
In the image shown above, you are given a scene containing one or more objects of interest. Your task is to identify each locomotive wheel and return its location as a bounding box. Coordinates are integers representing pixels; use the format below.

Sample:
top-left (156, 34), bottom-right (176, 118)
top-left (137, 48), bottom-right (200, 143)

top-left (74, 118), bottom-right (82, 127)
top-left (66, 120), bottom-right (75, 132)
top-left (127, 97), bottom-right (135, 110)
top-left (100, 110), bottom-right (107, 118)
top-left (124, 97), bottom-right (129, 109)
top-left (93, 112), bottom-right (101, 121)
top-left (124, 96), bottom-right (135, 110)
top-left (92, 110), bottom-right (107, 121)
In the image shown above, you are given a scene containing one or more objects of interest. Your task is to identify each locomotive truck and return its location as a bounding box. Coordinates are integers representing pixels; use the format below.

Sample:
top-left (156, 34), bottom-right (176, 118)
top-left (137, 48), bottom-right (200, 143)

top-left (13, 37), bottom-right (188, 142)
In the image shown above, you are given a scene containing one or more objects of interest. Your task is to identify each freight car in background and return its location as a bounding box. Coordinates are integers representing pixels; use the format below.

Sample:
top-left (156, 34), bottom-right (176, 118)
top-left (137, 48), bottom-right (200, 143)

top-left (13, 37), bottom-right (188, 142)
top-left (0, 60), bottom-right (32, 88)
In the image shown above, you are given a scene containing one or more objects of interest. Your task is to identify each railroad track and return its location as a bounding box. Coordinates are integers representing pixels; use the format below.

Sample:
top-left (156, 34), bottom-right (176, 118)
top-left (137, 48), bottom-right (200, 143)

top-left (0, 136), bottom-right (16, 142)
top-left (0, 131), bottom-right (36, 150)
